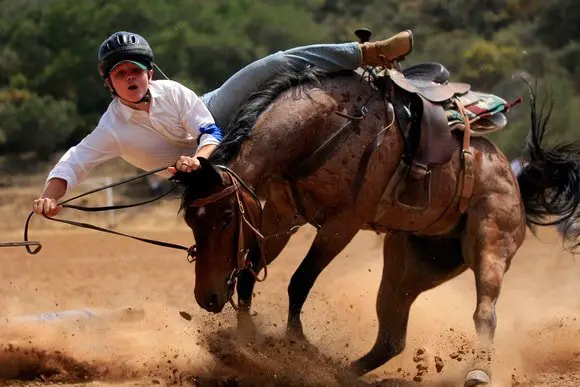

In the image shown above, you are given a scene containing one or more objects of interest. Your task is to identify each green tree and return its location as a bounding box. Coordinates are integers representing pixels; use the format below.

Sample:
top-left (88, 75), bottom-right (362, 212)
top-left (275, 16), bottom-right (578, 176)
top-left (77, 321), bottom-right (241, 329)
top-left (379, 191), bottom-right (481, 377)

top-left (0, 0), bottom-right (578, 164)
top-left (459, 39), bottom-right (522, 89)
top-left (0, 89), bottom-right (79, 159)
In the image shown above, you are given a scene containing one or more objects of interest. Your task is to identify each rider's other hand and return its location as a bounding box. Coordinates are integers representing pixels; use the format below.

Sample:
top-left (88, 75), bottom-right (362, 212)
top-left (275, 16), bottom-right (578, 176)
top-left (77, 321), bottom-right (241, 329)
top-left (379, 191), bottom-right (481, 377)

top-left (32, 198), bottom-right (61, 217)
top-left (168, 155), bottom-right (201, 174)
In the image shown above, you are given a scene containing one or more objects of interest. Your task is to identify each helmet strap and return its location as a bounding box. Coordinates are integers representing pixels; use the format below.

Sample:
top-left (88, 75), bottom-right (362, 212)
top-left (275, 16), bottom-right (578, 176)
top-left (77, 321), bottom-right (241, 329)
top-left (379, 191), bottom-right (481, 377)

top-left (153, 63), bottom-right (170, 80)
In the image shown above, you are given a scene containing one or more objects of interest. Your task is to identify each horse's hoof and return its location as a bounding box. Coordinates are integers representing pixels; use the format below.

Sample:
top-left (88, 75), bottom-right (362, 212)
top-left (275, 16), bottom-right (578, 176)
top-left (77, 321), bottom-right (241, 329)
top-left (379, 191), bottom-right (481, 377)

top-left (285, 323), bottom-right (307, 343)
top-left (464, 369), bottom-right (491, 386)
top-left (236, 316), bottom-right (258, 340)
top-left (285, 330), bottom-right (308, 344)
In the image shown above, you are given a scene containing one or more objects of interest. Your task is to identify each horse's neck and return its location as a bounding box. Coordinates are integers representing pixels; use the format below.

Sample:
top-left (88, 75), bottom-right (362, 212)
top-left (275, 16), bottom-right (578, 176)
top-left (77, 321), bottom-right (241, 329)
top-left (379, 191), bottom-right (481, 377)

top-left (227, 72), bottom-right (372, 189)
top-left (226, 158), bottom-right (262, 190)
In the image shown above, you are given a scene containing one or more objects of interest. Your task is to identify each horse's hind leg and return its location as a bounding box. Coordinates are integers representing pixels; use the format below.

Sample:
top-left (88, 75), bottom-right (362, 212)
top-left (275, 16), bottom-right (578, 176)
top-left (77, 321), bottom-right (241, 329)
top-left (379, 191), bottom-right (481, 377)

top-left (461, 195), bottom-right (524, 386)
top-left (350, 232), bottom-right (467, 376)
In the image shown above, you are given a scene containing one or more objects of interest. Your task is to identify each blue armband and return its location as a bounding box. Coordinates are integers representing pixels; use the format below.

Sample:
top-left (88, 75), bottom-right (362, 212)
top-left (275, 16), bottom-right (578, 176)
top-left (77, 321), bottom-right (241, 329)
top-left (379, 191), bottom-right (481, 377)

top-left (197, 123), bottom-right (223, 144)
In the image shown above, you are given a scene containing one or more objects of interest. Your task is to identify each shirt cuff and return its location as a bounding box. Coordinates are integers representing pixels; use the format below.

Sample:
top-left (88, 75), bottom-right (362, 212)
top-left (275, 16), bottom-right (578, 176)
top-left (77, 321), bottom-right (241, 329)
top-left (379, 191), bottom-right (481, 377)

top-left (198, 133), bottom-right (221, 149)
top-left (46, 171), bottom-right (76, 194)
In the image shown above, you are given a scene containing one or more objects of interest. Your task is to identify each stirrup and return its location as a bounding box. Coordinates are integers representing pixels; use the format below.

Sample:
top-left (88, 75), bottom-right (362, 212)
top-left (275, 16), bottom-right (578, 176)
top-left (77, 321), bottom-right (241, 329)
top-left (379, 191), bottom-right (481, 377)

top-left (394, 163), bottom-right (432, 211)
top-left (408, 161), bottom-right (429, 180)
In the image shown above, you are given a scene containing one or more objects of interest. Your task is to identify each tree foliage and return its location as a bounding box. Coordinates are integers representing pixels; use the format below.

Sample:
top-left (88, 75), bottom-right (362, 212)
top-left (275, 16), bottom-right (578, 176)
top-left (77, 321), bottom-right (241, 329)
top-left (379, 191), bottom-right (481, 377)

top-left (0, 0), bottom-right (578, 161)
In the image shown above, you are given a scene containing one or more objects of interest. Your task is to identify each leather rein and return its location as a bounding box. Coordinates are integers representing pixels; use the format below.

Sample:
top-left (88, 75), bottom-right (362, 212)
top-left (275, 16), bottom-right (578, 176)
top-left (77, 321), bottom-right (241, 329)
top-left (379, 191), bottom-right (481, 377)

top-left (20, 163), bottom-right (272, 302)
top-left (21, 166), bottom-right (196, 258)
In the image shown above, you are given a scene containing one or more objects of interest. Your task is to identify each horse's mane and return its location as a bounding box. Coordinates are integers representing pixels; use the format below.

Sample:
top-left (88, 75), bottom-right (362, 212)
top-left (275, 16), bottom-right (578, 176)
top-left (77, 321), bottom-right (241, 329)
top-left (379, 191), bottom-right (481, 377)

top-left (209, 63), bottom-right (328, 165)
top-left (175, 64), bottom-right (331, 214)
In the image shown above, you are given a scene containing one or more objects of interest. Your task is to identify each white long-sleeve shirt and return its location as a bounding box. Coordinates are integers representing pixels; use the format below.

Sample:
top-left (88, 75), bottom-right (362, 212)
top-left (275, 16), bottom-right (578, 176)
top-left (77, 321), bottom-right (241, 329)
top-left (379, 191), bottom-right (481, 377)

top-left (47, 80), bottom-right (222, 193)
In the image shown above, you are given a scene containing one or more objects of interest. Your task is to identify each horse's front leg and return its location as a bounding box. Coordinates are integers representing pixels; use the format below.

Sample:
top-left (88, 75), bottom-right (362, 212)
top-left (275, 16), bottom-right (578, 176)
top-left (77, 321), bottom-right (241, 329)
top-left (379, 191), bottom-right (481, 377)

top-left (236, 236), bottom-right (292, 336)
top-left (462, 195), bottom-right (525, 386)
top-left (235, 245), bottom-right (262, 337)
top-left (236, 198), bottom-right (296, 336)
top-left (286, 211), bottom-right (362, 340)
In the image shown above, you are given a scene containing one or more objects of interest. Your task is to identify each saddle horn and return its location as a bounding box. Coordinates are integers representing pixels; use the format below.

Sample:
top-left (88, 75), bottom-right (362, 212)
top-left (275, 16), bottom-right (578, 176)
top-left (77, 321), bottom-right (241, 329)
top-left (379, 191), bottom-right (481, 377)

top-left (354, 28), bottom-right (372, 43)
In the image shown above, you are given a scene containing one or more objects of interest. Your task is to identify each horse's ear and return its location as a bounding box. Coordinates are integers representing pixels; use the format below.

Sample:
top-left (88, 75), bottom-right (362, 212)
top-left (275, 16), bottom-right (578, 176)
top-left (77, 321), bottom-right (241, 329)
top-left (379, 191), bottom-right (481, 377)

top-left (197, 157), bottom-right (212, 170)
top-left (170, 157), bottom-right (223, 193)
top-left (198, 157), bottom-right (223, 186)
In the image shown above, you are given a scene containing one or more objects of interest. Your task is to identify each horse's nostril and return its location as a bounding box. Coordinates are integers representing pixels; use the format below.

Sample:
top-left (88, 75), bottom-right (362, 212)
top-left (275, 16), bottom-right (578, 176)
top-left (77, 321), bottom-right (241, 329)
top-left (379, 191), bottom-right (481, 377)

top-left (209, 293), bottom-right (219, 307)
top-left (200, 293), bottom-right (222, 313)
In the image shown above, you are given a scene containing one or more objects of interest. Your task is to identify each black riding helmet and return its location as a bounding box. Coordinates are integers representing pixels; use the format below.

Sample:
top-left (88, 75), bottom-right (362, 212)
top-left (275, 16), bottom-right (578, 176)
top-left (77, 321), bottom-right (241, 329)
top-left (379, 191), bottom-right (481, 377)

top-left (98, 31), bottom-right (154, 80)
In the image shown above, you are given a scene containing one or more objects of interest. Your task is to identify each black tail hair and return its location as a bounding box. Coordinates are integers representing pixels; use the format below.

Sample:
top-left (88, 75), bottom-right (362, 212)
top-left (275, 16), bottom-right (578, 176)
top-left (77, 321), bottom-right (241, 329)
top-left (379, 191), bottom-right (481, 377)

top-left (517, 79), bottom-right (580, 250)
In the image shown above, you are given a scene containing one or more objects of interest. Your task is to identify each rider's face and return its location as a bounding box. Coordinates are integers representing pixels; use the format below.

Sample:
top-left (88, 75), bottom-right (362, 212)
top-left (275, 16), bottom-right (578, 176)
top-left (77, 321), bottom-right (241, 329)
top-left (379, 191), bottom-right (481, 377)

top-left (109, 62), bottom-right (152, 103)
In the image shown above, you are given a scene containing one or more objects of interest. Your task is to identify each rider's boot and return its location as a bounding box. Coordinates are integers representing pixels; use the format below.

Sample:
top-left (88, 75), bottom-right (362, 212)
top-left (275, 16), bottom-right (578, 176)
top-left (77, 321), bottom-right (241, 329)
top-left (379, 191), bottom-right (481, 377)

top-left (359, 30), bottom-right (413, 67)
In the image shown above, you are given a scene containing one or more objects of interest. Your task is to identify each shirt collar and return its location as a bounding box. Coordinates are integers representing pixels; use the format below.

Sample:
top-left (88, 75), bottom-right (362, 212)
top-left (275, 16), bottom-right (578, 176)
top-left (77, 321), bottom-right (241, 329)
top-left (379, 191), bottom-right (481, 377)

top-left (148, 81), bottom-right (161, 99)
top-left (116, 99), bottom-right (135, 121)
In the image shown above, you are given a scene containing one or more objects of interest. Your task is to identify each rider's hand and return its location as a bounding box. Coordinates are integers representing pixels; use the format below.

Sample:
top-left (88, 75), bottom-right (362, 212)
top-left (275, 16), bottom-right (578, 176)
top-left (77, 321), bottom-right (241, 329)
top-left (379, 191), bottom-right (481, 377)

top-left (32, 197), bottom-right (61, 217)
top-left (168, 155), bottom-right (201, 174)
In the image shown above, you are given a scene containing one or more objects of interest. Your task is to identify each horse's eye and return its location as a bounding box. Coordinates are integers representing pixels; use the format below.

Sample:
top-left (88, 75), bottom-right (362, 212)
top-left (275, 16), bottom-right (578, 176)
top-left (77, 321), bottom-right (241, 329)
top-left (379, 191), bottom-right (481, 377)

top-left (222, 210), bottom-right (234, 228)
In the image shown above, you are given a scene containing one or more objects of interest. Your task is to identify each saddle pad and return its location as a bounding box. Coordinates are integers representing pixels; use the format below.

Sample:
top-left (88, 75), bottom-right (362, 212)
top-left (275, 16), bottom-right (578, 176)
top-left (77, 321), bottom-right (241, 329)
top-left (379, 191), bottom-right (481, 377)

top-left (445, 91), bottom-right (511, 124)
top-left (450, 113), bottom-right (508, 136)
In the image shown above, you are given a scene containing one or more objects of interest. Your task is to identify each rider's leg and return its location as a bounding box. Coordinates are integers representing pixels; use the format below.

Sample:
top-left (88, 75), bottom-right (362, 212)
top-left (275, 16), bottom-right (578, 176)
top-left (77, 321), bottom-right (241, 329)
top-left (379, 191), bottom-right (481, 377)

top-left (202, 31), bottom-right (413, 129)
top-left (201, 42), bottom-right (359, 129)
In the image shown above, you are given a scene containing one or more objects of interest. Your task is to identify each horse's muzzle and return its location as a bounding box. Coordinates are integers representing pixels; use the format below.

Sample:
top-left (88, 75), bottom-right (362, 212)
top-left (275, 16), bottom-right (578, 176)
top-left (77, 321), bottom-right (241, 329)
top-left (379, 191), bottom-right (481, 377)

top-left (200, 292), bottom-right (225, 313)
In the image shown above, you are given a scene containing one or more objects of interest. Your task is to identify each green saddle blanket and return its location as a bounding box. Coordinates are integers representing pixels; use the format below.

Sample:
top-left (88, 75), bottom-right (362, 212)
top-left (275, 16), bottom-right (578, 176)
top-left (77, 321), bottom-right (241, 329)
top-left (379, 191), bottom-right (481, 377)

top-left (445, 91), bottom-right (522, 128)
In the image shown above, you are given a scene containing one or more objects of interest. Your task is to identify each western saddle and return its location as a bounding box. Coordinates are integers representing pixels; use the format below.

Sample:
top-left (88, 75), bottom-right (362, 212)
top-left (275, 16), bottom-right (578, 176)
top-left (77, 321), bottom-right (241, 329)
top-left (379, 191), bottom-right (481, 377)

top-left (355, 28), bottom-right (508, 214)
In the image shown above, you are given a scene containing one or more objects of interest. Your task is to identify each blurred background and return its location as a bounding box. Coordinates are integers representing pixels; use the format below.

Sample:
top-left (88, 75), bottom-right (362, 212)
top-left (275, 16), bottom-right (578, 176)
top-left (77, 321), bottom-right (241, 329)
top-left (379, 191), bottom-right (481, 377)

top-left (1, 0), bottom-right (579, 228)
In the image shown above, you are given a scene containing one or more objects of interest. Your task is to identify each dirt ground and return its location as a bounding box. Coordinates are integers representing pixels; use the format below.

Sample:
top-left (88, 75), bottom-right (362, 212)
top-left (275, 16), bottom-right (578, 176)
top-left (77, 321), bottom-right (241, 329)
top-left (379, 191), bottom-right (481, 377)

top-left (0, 185), bottom-right (579, 386)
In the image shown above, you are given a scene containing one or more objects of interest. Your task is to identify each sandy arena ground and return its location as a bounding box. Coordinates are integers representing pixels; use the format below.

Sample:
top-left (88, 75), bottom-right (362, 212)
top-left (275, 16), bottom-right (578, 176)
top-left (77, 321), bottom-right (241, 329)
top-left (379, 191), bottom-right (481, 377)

top-left (0, 193), bottom-right (579, 386)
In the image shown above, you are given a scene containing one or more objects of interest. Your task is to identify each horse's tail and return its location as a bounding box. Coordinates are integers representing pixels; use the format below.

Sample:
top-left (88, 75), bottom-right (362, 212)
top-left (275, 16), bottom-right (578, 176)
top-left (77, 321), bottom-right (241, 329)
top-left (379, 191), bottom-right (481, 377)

top-left (517, 80), bottom-right (580, 250)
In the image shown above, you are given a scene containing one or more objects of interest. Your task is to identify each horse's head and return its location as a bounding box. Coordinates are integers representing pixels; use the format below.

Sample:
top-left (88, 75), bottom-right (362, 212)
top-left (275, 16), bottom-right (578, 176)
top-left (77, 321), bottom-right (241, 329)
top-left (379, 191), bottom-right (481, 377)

top-left (173, 158), bottom-right (262, 313)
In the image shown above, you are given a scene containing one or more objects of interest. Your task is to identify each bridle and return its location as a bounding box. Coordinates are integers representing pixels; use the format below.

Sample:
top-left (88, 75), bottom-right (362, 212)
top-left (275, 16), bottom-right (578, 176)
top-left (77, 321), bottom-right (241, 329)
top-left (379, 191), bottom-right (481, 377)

top-left (188, 165), bottom-right (270, 309)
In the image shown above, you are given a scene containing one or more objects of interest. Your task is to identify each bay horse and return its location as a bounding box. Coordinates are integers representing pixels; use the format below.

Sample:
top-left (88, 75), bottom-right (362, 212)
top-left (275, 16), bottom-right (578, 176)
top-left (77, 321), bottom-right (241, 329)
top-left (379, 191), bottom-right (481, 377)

top-left (171, 64), bottom-right (580, 386)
